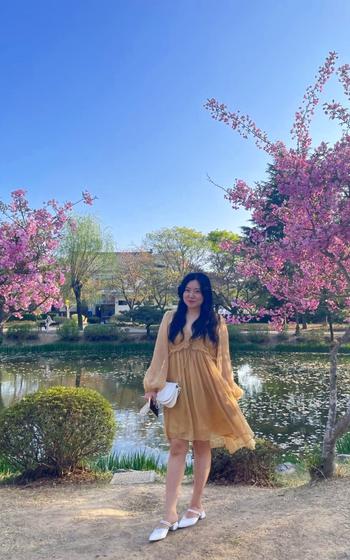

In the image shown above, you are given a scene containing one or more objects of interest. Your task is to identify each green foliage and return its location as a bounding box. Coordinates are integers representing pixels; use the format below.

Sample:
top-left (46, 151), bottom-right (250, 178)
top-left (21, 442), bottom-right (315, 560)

top-left (207, 229), bottom-right (240, 252)
top-left (300, 444), bottom-right (323, 478)
top-left (275, 331), bottom-right (289, 342)
top-left (336, 432), bottom-right (350, 454)
top-left (208, 438), bottom-right (280, 486)
top-left (5, 321), bottom-right (39, 342)
top-left (9, 313), bottom-right (38, 322)
top-left (122, 305), bottom-right (164, 325)
top-left (90, 450), bottom-right (193, 475)
top-left (0, 455), bottom-right (20, 483)
top-left (87, 316), bottom-right (101, 324)
top-left (0, 386), bottom-right (116, 479)
top-left (0, 340), bottom-right (154, 356)
top-left (227, 325), bottom-right (247, 344)
top-left (58, 319), bottom-right (80, 341)
top-left (246, 331), bottom-right (269, 344)
top-left (84, 323), bottom-right (120, 341)
top-left (121, 305), bottom-right (165, 338)
top-left (145, 226), bottom-right (208, 281)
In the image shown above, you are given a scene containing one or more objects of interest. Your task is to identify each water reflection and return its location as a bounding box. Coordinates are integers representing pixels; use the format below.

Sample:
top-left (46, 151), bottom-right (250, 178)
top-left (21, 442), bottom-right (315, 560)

top-left (1, 352), bottom-right (350, 456)
top-left (237, 363), bottom-right (263, 396)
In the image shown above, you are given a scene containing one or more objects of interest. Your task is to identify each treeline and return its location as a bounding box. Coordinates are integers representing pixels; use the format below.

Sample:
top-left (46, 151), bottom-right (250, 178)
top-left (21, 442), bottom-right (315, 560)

top-left (59, 217), bottom-right (344, 332)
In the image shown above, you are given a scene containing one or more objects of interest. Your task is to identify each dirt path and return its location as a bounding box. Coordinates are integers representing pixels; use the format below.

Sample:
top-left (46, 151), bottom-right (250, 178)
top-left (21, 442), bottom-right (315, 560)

top-left (1, 477), bottom-right (349, 560)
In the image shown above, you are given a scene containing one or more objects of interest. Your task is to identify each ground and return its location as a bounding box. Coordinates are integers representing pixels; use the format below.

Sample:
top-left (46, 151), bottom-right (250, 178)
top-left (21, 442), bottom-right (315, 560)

top-left (1, 477), bottom-right (349, 560)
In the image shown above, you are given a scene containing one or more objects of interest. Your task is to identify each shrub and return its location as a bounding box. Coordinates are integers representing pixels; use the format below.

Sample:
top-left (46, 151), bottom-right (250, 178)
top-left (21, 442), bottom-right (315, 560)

top-left (246, 331), bottom-right (269, 344)
top-left (336, 432), bottom-right (350, 454)
top-left (87, 316), bottom-right (101, 324)
top-left (275, 331), bottom-right (289, 342)
top-left (300, 444), bottom-right (323, 478)
top-left (83, 323), bottom-right (120, 341)
top-left (227, 325), bottom-right (247, 344)
top-left (5, 321), bottom-right (39, 342)
top-left (0, 386), bottom-right (116, 479)
top-left (14, 313), bottom-right (38, 322)
top-left (58, 319), bottom-right (80, 341)
top-left (208, 438), bottom-right (280, 486)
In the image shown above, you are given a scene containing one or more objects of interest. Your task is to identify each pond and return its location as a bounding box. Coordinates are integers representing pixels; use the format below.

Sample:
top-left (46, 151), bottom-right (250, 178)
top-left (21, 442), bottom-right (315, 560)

top-left (1, 351), bottom-right (349, 461)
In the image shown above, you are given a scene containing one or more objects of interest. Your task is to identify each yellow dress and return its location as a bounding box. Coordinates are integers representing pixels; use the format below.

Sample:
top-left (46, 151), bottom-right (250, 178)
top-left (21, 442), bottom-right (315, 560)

top-left (143, 310), bottom-right (256, 454)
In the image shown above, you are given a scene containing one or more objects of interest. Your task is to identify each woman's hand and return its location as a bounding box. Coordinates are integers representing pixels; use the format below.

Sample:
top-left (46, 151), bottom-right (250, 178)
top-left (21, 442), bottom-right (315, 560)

top-left (144, 391), bottom-right (157, 402)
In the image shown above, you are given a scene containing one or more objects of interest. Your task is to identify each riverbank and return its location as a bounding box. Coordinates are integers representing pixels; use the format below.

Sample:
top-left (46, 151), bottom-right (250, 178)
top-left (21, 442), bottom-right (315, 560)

top-left (0, 476), bottom-right (349, 559)
top-left (1, 338), bottom-right (350, 357)
top-left (1, 323), bottom-right (350, 356)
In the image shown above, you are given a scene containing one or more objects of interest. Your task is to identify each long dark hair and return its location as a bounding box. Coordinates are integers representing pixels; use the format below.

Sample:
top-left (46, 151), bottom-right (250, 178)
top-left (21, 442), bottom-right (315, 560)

top-left (168, 272), bottom-right (219, 344)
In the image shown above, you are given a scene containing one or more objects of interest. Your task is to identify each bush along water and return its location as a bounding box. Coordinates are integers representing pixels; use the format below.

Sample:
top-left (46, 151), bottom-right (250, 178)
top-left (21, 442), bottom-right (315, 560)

top-left (57, 319), bottom-right (80, 341)
top-left (0, 386), bottom-right (116, 481)
top-left (83, 323), bottom-right (120, 341)
top-left (5, 321), bottom-right (39, 342)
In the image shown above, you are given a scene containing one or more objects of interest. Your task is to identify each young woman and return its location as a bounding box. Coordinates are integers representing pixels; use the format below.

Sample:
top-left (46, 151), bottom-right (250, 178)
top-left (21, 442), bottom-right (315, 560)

top-left (143, 272), bottom-right (255, 542)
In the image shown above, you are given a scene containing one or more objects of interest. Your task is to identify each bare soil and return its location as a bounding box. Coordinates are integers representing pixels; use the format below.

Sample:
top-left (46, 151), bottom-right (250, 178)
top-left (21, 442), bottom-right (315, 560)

top-left (0, 476), bottom-right (349, 560)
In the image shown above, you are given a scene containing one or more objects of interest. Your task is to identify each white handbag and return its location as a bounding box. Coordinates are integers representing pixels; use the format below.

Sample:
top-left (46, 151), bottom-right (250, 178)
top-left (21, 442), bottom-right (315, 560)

top-left (156, 381), bottom-right (181, 408)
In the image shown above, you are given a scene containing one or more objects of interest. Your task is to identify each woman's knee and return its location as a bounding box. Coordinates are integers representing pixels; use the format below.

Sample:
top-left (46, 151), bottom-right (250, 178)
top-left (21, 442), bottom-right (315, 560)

top-left (169, 438), bottom-right (189, 456)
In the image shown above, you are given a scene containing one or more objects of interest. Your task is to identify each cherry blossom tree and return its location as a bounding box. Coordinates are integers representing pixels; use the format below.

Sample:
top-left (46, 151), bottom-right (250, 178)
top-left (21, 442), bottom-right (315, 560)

top-left (205, 51), bottom-right (350, 478)
top-left (0, 189), bottom-right (94, 331)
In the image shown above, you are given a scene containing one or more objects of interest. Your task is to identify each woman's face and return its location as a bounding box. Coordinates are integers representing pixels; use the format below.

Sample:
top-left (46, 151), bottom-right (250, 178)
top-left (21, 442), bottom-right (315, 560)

top-left (183, 279), bottom-right (204, 311)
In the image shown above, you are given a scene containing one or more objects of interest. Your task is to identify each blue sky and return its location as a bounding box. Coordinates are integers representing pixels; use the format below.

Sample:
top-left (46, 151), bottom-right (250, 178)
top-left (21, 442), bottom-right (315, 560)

top-left (1, 0), bottom-right (350, 248)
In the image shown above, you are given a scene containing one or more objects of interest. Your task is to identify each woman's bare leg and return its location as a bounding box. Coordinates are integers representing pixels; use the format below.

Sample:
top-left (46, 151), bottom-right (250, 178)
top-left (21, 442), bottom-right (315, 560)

top-left (186, 440), bottom-right (211, 517)
top-left (160, 438), bottom-right (189, 525)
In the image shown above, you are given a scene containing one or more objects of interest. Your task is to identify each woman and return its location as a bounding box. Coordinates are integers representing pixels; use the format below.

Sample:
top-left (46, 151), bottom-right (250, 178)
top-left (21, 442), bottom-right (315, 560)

top-left (143, 272), bottom-right (255, 542)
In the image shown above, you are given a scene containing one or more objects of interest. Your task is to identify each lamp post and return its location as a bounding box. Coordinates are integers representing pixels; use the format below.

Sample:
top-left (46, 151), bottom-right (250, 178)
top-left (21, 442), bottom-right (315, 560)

top-left (65, 299), bottom-right (70, 319)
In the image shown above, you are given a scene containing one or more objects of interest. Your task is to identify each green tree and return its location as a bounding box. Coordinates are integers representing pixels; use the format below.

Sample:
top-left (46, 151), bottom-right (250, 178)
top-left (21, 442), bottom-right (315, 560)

top-left (108, 250), bottom-right (152, 311)
top-left (207, 229), bottom-right (238, 310)
top-left (121, 305), bottom-right (165, 339)
top-left (145, 226), bottom-right (209, 284)
top-left (206, 229), bottom-right (269, 320)
top-left (59, 216), bottom-right (114, 329)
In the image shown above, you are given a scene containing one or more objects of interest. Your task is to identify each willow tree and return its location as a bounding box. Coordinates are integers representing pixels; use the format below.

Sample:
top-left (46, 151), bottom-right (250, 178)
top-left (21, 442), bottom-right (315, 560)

top-left (59, 215), bottom-right (114, 329)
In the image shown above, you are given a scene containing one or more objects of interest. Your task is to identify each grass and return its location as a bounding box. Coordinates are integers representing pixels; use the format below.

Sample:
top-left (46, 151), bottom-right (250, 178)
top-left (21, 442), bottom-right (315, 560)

top-left (89, 450), bottom-right (193, 476)
top-left (1, 338), bottom-right (347, 356)
top-left (3, 323), bottom-right (350, 356)
top-left (0, 340), bottom-right (154, 357)
top-left (336, 432), bottom-right (350, 454)
top-left (0, 457), bottom-right (21, 484)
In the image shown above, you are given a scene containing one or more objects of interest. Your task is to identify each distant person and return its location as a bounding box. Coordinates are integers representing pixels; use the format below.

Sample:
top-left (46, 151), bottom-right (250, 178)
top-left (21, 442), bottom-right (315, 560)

top-left (143, 272), bottom-right (256, 542)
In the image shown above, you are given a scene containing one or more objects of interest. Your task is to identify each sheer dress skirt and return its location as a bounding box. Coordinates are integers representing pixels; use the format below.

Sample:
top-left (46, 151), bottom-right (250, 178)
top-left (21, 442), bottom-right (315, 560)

top-left (163, 336), bottom-right (256, 454)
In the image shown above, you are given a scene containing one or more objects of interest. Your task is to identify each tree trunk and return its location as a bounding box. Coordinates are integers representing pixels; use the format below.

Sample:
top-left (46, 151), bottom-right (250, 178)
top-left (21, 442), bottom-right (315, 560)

top-left (76, 372), bottom-right (81, 387)
top-left (317, 327), bottom-right (350, 479)
top-left (302, 315), bottom-right (307, 330)
top-left (327, 312), bottom-right (334, 342)
top-left (0, 307), bottom-right (7, 335)
top-left (318, 339), bottom-right (339, 478)
top-left (294, 311), bottom-right (300, 335)
top-left (73, 281), bottom-right (83, 330)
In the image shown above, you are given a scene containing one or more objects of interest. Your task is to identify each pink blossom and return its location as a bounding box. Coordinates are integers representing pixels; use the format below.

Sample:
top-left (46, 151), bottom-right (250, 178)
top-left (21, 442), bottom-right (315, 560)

top-left (0, 190), bottom-right (94, 324)
top-left (206, 51), bottom-right (350, 329)
top-left (82, 190), bottom-right (95, 205)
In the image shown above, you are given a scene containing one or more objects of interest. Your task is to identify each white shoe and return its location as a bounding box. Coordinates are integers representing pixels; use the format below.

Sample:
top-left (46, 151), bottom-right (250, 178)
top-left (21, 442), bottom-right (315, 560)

top-left (149, 519), bottom-right (179, 542)
top-left (178, 508), bottom-right (206, 529)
